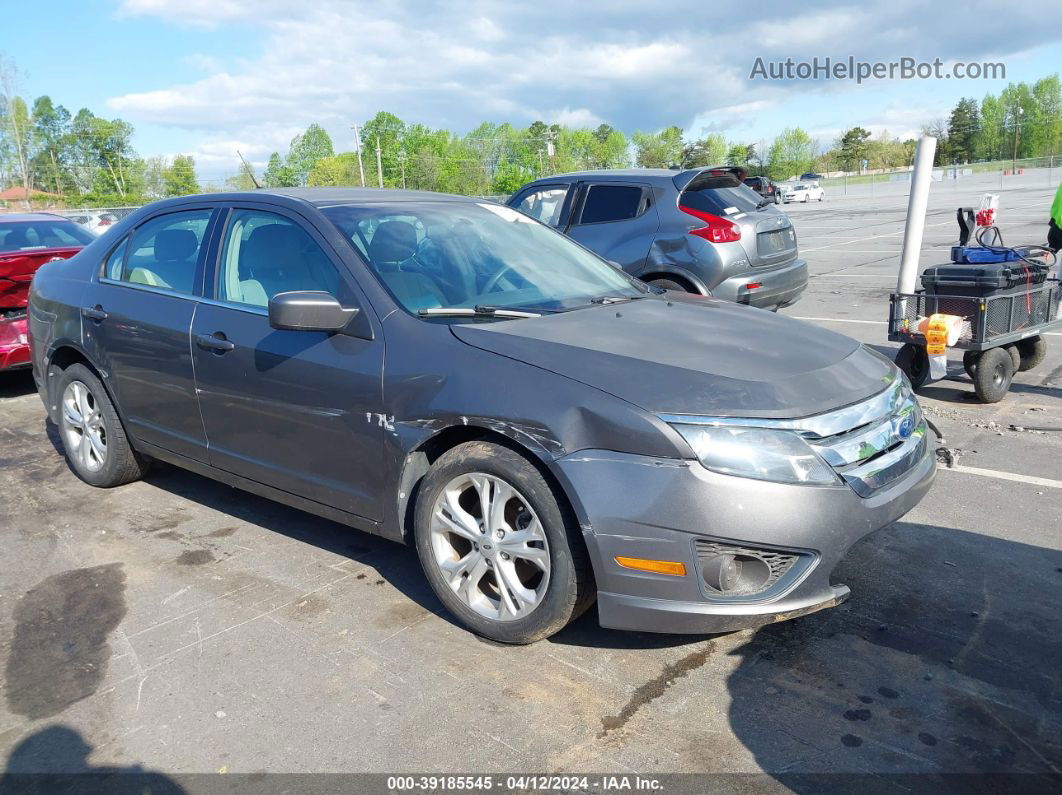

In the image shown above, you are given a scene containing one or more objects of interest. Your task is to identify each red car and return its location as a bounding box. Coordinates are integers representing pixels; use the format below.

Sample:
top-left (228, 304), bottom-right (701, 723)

top-left (1, 214), bottom-right (95, 370)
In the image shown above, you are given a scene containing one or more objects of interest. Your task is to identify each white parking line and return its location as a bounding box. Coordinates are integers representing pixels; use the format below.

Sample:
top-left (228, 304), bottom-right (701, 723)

top-left (942, 465), bottom-right (1062, 490)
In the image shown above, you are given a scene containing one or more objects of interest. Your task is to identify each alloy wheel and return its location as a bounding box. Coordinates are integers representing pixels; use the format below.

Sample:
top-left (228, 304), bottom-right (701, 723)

top-left (61, 380), bottom-right (107, 472)
top-left (428, 472), bottom-right (550, 621)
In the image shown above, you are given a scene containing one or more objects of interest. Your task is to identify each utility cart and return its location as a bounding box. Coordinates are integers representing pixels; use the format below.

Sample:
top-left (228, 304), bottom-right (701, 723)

top-left (889, 279), bottom-right (1059, 402)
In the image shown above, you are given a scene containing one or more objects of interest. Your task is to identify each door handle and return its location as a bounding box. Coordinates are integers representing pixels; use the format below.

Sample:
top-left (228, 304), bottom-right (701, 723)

top-left (195, 332), bottom-right (235, 353)
top-left (82, 305), bottom-right (108, 322)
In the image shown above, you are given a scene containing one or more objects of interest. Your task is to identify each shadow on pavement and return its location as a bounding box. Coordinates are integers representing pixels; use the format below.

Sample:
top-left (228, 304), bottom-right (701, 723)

top-left (2, 725), bottom-right (184, 794)
top-left (725, 520), bottom-right (1062, 786)
top-left (0, 370), bottom-right (35, 399)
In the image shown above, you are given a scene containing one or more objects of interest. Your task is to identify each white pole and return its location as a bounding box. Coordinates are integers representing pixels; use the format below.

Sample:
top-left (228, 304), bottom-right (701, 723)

top-left (896, 135), bottom-right (937, 295)
top-left (352, 123), bottom-right (366, 187)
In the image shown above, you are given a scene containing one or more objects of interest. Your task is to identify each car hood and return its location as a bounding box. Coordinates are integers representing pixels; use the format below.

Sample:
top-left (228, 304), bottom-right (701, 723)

top-left (451, 297), bottom-right (895, 419)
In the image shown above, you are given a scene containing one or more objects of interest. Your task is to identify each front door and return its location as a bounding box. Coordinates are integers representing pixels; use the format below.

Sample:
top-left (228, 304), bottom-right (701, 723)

top-left (81, 208), bottom-right (217, 460)
top-left (191, 206), bottom-right (385, 521)
top-left (564, 182), bottom-right (658, 272)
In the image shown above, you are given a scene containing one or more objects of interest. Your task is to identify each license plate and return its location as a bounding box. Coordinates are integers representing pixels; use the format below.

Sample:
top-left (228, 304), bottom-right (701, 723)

top-left (758, 228), bottom-right (793, 255)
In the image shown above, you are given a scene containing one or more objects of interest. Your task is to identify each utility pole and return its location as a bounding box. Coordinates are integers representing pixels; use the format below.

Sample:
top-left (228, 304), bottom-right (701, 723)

top-left (397, 150), bottom-right (407, 189)
top-left (351, 123), bottom-right (366, 187)
top-left (1011, 106), bottom-right (1023, 175)
top-left (375, 136), bottom-right (383, 188)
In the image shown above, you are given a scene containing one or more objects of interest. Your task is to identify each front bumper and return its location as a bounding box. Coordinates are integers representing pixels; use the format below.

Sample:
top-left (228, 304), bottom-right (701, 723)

top-left (711, 258), bottom-right (808, 309)
top-left (552, 438), bottom-right (935, 634)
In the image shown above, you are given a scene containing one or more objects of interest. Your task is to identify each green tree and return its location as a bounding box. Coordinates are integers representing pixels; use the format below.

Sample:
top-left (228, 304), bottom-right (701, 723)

top-left (263, 151), bottom-right (296, 187)
top-left (632, 126), bottom-right (684, 168)
top-left (286, 123), bottom-right (334, 185)
top-left (163, 154), bottom-right (199, 196)
top-left (682, 133), bottom-right (727, 167)
top-left (29, 96), bottom-right (72, 195)
top-left (947, 98), bottom-right (981, 163)
top-left (979, 94), bottom-right (1005, 160)
top-left (767, 127), bottom-right (814, 180)
top-left (837, 127), bottom-right (872, 171)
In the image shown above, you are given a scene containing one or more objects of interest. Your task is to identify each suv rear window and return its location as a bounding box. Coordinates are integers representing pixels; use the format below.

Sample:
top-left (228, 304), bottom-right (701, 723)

top-left (578, 184), bottom-right (645, 224)
top-left (681, 174), bottom-right (762, 215)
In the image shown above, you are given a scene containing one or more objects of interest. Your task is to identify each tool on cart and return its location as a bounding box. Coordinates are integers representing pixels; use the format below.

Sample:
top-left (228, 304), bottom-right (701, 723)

top-left (889, 170), bottom-right (1059, 403)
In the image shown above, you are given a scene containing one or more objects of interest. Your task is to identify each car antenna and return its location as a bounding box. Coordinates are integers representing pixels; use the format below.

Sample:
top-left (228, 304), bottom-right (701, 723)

top-left (237, 150), bottom-right (262, 189)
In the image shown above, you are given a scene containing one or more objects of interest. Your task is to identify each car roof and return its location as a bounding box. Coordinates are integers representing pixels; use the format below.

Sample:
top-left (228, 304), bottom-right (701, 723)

top-left (0, 212), bottom-right (70, 223)
top-left (243, 187), bottom-right (479, 206)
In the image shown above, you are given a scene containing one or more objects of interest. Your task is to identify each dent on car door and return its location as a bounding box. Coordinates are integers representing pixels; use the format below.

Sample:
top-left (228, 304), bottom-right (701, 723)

top-left (191, 206), bottom-right (386, 522)
top-left (564, 183), bottom-right (657, 272)
top-left (81, 208), bottom-right (217, 460)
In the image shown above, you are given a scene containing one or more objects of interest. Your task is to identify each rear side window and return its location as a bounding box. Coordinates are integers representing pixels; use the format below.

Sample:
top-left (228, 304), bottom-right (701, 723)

top-left (116, 210), bottom-right (213, 294)
top-left (578, 184), bottom-right (646, 224)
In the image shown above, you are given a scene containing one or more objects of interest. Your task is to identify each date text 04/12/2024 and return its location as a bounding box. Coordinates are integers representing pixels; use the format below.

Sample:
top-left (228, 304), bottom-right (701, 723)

top-left (386, 775), bottom-right (664, 791)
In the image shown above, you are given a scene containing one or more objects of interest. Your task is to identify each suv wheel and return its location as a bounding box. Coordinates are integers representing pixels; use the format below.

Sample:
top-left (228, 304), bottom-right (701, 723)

top-left (414, 441), bottom-right (593, 644)
top-left (56, 363), bottom-right (148, 487)
top-left (648, 277), bottom-right (689, 293)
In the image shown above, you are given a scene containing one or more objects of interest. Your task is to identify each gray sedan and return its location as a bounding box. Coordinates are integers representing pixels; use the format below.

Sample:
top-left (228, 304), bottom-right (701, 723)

top-left (28, 188), bottom-right (933, 643)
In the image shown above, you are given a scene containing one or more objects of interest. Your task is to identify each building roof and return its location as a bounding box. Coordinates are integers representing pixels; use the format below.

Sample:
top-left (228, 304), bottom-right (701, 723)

top-left (0, 186), bottom-right (61, 201)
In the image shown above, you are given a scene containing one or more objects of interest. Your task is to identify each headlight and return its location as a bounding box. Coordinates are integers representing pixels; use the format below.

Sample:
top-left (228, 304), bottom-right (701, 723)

top-left (671, 424), bottom-right (839, 486)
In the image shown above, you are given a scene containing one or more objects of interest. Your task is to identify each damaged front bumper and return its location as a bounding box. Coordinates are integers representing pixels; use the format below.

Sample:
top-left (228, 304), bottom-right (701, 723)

top-left (0, 311), bottom-right (30, 370)
top-left (551, 440), bottom-right (935, 634)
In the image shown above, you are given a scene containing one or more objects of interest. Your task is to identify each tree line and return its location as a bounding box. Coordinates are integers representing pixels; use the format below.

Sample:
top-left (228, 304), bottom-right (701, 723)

top-left (0, 54), bottom-right (199, 206)
top-left (3, 48), bottom-right (1060, 206)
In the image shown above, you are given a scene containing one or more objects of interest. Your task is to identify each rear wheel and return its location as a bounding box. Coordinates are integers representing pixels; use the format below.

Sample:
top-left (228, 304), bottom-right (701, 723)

top-left (648, 277), bottom-right (691, 293)
top-left (56, 363), bottom-right (148, 487)
top-left (895, 343), bottom-right (930, 389)
top-left (1016, 336), bottom-right (1047, 371)
top-left (972, 347), bottom-right (1014, 403)
top-left (414, 441), bottom-right (593, 644)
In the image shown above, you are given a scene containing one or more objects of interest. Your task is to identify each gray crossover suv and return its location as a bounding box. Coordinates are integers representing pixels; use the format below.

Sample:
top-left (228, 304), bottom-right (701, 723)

top-left (509, 167), bottom-right (808, 310)
top-left (29, 188), bottom-right (932, 644)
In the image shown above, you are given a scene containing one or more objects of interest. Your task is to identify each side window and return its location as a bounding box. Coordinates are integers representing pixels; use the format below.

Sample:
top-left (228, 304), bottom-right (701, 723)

top-left (103, 238), bottom-right (129, 280)
top-left (217, 210), bottom-right (341, 308)
top-left (513, 186), bottom-right (568, 226)
top-left (118, 210), bottom-right (212, 294)
top-left (577, 184), bottom-right (645, 224)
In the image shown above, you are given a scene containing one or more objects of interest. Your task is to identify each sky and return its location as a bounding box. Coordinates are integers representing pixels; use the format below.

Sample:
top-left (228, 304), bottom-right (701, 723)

top-left (4, 0), bottom-right (1062, 183)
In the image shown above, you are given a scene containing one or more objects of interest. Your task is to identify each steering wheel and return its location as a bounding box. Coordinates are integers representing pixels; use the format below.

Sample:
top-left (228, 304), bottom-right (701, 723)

top-left (482, 263), bottom-right (517, 293)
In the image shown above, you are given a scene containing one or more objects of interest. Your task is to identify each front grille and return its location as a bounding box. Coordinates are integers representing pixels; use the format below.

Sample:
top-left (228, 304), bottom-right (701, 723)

top-left (694, 540), bottom-right (800, 596)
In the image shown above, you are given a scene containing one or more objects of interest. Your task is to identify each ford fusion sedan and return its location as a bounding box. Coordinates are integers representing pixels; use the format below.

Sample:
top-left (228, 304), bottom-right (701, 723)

top-left (29, 188), bottom-right (934, 644)
top-left (508, 167), bottom-right (808, 311)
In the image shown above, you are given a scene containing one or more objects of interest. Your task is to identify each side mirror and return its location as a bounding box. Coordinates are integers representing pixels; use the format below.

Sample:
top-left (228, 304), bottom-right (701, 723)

top-left (268, 291), bottom-right (359, 332)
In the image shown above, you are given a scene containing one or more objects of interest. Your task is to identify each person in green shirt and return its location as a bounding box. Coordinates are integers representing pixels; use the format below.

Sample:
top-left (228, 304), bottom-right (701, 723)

top-left (1050, 180), bottom-right (1062, 251)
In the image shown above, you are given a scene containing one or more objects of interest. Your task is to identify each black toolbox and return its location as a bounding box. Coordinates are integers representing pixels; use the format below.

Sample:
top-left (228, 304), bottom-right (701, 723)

top-left (921, 261), bottom-right (1051, 297)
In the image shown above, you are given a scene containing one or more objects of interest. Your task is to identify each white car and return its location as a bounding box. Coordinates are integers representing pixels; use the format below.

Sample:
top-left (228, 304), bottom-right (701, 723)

top-left (64, 211), bottom-right (119, 233)
top-left (782, 183), bottom-right (825, 203)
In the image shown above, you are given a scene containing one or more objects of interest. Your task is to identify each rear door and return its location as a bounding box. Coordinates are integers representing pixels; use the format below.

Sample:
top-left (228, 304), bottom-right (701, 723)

top-left (81, 207), bottom-right (218, 460)
top-left (564, 182), bottom-right (658, 271)
top-left (191, 204), bottom-right (386, 521)
top-left (680, 175), bottom-right (797, 270)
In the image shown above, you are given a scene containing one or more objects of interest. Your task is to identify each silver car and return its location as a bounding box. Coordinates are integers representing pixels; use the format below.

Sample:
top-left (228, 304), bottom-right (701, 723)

top-left (509, 167), bottom-right (808, 310)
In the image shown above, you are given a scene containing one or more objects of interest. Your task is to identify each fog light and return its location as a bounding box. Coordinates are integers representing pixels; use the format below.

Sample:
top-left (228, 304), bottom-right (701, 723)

top-left (701, 554), bottom-right (772, 595)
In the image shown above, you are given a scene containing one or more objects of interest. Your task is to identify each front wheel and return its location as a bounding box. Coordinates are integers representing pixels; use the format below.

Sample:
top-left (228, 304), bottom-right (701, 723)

top-left (56, 363), bottom-right (148, 487)
top-left (648, 277), bottom-right (690, 293)
top-left (414, 441), bottom-right (593, 644)
top-left (802, 194), bottom-right (810, 203)
top-left (972, 347), bottom-right (1014, 403)
top-left (818, 193), bottom-right (825, 201)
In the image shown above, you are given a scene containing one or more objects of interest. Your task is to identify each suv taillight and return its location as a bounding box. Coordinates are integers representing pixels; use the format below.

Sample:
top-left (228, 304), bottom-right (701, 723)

top-left (679, 205), bottom-right (742, 243)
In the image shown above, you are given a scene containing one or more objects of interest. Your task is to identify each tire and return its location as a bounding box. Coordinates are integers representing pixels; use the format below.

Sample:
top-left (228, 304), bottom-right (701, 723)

top-left (773, 193), bottom-right (780, 205)
top-left (413, 441), bottom-right (593, 644)
top-left (818, 193), bottom-right (825, 202)
top-left (1016, 336), bottom-right (1047, 372)
top-left (648, 277), bottom-right (690, 293)
top-left (972, 347), bottom-right (1014, 403)
top-left (1004, 344), bottom-right (1021, 372)
top-left (802, 194), bottom-right (809, 203)
top-left (895, 343), bottom-right (930, 389)
top-left (55, 363), bottom-right (148, 487)
top-left (962, 350), bottom-right (981, 379)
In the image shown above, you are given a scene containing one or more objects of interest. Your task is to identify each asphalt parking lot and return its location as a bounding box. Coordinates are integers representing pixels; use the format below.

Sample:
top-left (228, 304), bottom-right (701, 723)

top-left (1, 174), bottom-right (1060, 788)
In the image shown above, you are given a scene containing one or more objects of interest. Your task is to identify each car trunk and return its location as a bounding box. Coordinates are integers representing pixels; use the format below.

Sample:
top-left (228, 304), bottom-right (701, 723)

top-left (678, 169), bottom-right (798, 270)
top-left (0, 247), bottom-right (81, 309)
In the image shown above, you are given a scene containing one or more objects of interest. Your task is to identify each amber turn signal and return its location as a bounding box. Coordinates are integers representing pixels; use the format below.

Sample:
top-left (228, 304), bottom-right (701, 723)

top-left (614, 556), bottom-right (687, 576)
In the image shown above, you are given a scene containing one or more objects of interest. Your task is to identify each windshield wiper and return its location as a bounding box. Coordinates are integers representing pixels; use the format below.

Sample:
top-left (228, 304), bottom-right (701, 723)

top-left (589, 295), bottom-right (646, 305)
top-left (418, 305), bottom-right (542, 319)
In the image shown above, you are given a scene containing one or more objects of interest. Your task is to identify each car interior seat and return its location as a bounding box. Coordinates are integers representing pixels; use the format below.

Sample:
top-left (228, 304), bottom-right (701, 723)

top-left (366, 220), bottom-right (447, 310)
top-left (128, 228), bottom-right (198, 290)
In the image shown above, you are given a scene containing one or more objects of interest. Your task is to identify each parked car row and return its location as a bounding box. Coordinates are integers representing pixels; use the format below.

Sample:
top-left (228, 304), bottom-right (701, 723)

top-left (27, 184), bottom-right (934, 644)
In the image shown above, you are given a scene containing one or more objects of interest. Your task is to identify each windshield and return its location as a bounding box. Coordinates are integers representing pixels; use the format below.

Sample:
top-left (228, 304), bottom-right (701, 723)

top-left (0, 220), bottom-right (95, 253)
top-left (321, 201), bottom-right (645, 314)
